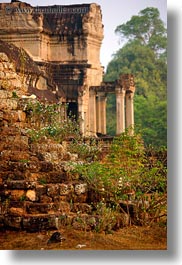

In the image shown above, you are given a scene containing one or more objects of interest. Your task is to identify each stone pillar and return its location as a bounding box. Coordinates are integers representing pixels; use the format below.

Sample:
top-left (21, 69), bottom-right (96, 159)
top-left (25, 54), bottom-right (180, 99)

top-left (96, 92), bottom-right (107, 135)
top-left (125, 92), bottom-right (134, 134)
top-left (78, 96), bottom-right (85, 135)
top-left (89, 89), bottom-right (97, 136)
top-left (116, 87), bottom-right (126, 135)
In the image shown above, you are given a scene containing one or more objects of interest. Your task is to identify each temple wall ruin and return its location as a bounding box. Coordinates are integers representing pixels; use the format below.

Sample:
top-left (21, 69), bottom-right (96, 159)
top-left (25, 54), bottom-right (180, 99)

top-left (0, 1), bottom-right (138, 232)
top-left (0, 1), bottom-right (135, 136)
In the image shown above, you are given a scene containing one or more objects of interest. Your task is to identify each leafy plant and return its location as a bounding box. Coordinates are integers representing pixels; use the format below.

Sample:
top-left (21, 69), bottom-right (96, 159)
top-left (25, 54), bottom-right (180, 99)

top-left (71, 130), bottom-right (167, 227)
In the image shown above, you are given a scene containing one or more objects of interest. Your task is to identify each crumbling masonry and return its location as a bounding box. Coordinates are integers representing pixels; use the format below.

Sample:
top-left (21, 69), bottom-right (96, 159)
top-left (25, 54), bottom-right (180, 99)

top-left (0, 1), bottom-right (135, 136)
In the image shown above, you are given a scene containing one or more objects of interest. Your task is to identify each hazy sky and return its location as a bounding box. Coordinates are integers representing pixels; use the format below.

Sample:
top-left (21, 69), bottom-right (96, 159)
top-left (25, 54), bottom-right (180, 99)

top-left (1, 0), bottom-right (167, 69)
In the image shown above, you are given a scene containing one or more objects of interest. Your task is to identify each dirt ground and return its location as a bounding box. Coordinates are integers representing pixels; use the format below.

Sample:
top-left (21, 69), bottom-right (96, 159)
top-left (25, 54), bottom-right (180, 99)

top-left (0, 225), bottom-right (167, 250)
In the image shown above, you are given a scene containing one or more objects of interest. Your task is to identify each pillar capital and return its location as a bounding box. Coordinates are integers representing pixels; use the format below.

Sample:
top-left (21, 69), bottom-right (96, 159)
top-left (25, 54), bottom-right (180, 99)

top-left (97, 91), bottom-right (107, 98)
top-left (89, 89), bottom-right (96, 96)
top-left (119, 74), bottom-right (135, 93)
top-left (115, 87), bottom-right (126, 96)
top-left (126, 91), bottom-right (134, 99)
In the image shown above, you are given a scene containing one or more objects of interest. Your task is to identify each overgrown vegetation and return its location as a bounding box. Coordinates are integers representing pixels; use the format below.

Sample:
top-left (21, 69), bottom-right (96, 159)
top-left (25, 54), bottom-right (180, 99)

top-left (71, 130), bottom-right (167, 227)
top-left (24, 97), bottom-right (167, 229)
top-left (25, 100), bottom-right (80, 143)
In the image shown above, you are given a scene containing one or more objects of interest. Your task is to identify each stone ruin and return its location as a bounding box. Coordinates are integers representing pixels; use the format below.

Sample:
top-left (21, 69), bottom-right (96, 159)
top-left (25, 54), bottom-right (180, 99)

top-left (0, 1), bottom-right (136, 232)
top-left (0, 1), bottom-right (135, 136)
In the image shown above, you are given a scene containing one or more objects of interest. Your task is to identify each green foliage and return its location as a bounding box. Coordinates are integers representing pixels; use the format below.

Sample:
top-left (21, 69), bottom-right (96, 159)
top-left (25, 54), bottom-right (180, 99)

top-left (71, 131), bottom-right (167, 226)
top-left (25, 100), bottom-right (80, 143)
top-left (25, 100), bottom-right (61, 128)
top-left (134, 95), bottom-right (167, 147)
top-left (12, 91), bottom-right (19, 98)
top-left (68, 138), bottom-right (101, 162)
top-left (104, 7), bottom-right (167, 147)
top-left (115, 7), bottom-right (167, 57)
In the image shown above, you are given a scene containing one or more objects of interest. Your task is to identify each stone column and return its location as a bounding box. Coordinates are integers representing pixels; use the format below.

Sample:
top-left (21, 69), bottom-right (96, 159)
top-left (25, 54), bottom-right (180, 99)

top-left (78, 96), bottom-right (85, 135)
top-left (116, 87), bottom-right (126, 135)
top-left (125, 92), bottom-right (134, 134)
top-left (89, 89), bottom-right (97, 136)
top-left (96, 92), bottom-right (107, 135)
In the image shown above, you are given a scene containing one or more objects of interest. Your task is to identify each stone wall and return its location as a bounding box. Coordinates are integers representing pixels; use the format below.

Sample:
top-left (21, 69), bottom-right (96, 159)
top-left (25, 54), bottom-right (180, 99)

top-left (0, 50), bottom-right (122, 232)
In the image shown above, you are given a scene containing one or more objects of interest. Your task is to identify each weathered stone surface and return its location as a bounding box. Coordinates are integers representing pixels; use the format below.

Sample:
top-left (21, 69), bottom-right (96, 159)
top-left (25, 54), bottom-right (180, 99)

top-left (75, 183), bottom-right (87, 195)
top-left (72, 203), bottom-right (92, 214)
top-left (39, 161), bottom-right (54, 172)
top-left (26, 190), bottom-right (37, 202)
top-left (0, 99), bottom-right (18, 110)
top-left (59, 202), bottom-right (71, 214)
top-left (0, 135), bottom-right (28, 152)
top-left (4, 216), bottom-right (22, 229)
top-left (59, 183), bottom-right (74, 195)
top-left (9, 207), bottom-right (24, 216)
top-left (46, 171), bottom-right (69, 183)
top-left (73, 194), bottom-right (87, 203)
top-left (47, 184), bottom-right (60, 198)
top-left (0, 90), bottom-right (13, 99)
top-left (22, 214), bottom-right (58, 232)
top-left (35, 185), bottom-right (47, 198)
top-left (5, 180), bottom-right (36, 190)
top-left (2, 110), bottom-right (26, 123)
top-left (0, 52), bottom-right (8, 62)
top-left (40, 195), bottom-right (53, 203)
top-left (10, 190), bottom-right (25, 201)
top-left (26, 203), bottom-right (59, 214)
top-left (0, 150), bottom-right (30, 162)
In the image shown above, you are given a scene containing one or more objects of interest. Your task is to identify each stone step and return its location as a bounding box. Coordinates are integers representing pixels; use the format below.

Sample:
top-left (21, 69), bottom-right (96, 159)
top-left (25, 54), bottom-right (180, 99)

top-left (3, 180), bottom-right (36, 190)
top-left (0, 150), bottom-right (30, 162)
top-left (2, 212), bottom-right (99, 232)
top-left (25, 202), bottom-right (70, 215)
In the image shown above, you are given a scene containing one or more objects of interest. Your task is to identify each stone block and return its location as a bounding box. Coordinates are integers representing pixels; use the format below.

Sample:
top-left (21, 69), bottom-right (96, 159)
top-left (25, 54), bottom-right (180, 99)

top-left (28, 162), bottom-right (41, 173)
top-left (0, 90), bottom-right (12, 99)
top-left (4, 215), bottom-right (22, 229)
top-left (22, 214), bottom-right (58, 232)
top-left (8, 171), bottom-right (26, 181)
top-left (47, 184), bottom-right (60, 198)
top-left (40, 195), bottom-right (52, 203)
top-left (46, 171), bottom-right (68, 183)
top-left (0, 52), bottom-right (9, 62)
top-left (28, 172), bottom-right (40, 182)
top-left (6, 180), bottom-right (36, 190)
top-left (10, 190), bottom-right (25, 201)
top-left (36, 184), bottom-right (47, 198)
top-left (75, 183), bottom-right (87, 195)
top-left (73, 193), bottom-right (87, 203)
top-left (17, 110), bottom-right (26, 122)
top-left (39, 161), bottom-right (54, 172)
top-left (59, 201), bottom-right (70, 214)
top-left (26, 190), bottom-right (37, 202)
top-left (59, 183), bottom-right (74, 195)
top-left (0, 99), bottom-right (18, 110)
top-left (9, 207), bottom-right (24, 216)
top-left (0, 150), bottom-right (23, 161)
top-left (71, 203), bottom-right (92, 214)
top-left (26, 203), bottom-right (59, 214)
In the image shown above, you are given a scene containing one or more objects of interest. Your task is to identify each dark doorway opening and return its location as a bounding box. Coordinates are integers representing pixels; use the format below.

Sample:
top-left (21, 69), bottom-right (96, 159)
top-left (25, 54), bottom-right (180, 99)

top-left (67, 102), bottom-right (78, 120)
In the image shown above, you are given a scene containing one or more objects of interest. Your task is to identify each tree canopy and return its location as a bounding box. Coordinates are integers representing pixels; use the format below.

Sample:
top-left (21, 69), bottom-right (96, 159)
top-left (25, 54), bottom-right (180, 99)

top-left (115, 7), bottom-right (167, 57)
top-left (104, 7), bottom-right (167, 147)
